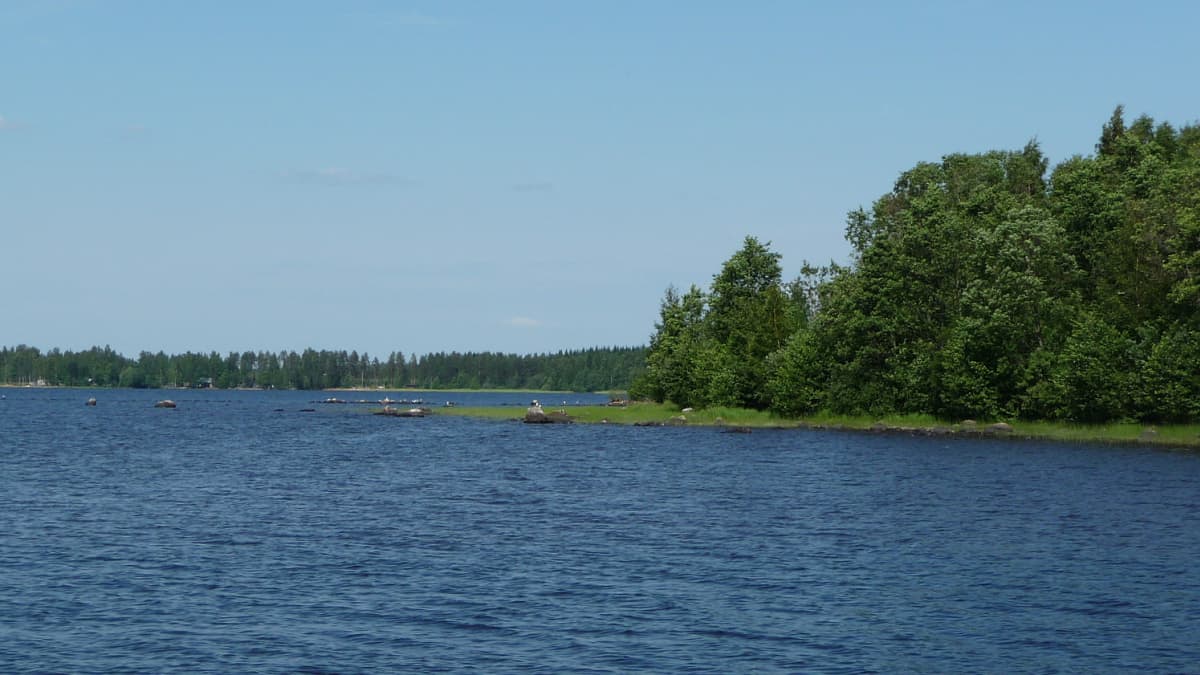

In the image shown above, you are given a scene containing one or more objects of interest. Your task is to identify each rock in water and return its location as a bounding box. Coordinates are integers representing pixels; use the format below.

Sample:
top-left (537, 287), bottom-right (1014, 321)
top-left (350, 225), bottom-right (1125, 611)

top-left (524, 410), bottom-right (572, 424)
top-left (374, 407), bottom-right (427, 417)
top-left (154, 400), bottom-right (177, 408)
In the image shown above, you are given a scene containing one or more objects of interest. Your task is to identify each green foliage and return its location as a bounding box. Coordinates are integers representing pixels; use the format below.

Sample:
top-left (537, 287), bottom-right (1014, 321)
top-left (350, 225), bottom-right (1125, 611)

top-left (118, 365), bottom-right (146, 389)
top-left (0, 344), bottom-right (646, 392)
top-left (645, 108), bottom-right (1200, 424)
top-left (1134, 323), bottom-right (1200, 422)
top-left (934, 205), bottom-right (1082, 418)
top-left (639, 285), bottom-right (707, 406)
top-left (707, 236), bottom-right (793, 408)
top-left (639, 237), bottom-right (796, 410)
top-left (813, 149), bottom-right (1051, 415)
top-left (708, 236), bottom-right (785, 343)
top-left (765, 329), bottom-right (825, 416)
top-left (1048, 313), bottom-right (1135, 423)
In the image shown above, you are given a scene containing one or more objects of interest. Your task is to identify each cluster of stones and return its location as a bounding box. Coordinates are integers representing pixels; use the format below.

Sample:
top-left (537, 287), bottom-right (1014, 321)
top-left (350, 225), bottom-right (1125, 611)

top-left (374, 407), bottom-right (431, 417)
top-left (633, 414), bottom-right (689, 427)
top-left (523, 409), bottom-right (573, 424)
top-left (523, 400), bottom-right (573, 424)
top-left (823, 419), bottom-right (1017, 437)
top-left (629, 414), bottom-right (752, 433)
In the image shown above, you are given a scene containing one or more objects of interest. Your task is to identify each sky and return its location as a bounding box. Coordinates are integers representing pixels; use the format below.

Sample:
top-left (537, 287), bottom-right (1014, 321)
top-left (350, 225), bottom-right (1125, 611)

top-left (3, 1), bottom-right (1198, 359)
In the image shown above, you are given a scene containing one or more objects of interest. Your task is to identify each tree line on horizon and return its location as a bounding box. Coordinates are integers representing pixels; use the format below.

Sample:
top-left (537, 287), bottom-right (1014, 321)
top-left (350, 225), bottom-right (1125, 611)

top-left (632, 107), bottom-right (1200, 423)
top-left (0, 344), bottom-right (646, 393)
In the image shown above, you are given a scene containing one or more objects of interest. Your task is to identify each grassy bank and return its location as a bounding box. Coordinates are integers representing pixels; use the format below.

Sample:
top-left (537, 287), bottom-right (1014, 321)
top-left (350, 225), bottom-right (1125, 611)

top-left (439, 402), bottom-right (780, 426)
top-left (326, 387), bottom-right (576, 394)
top-left (435, 402), bottom-right (1200, 448)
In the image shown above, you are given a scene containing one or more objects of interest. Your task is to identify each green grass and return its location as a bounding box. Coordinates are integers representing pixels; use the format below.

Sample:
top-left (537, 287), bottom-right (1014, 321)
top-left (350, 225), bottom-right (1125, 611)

top-left (801, 414), bottom-right (1200, 448)
top-left (795, 411), bottom-right (943, 429)
top-left (1007, 420), bottom-right (1200, 447)
top-left (326, 387), bottom-right (577, 394)
top-left (439, 402), bottom-right (797, 427)
top-left (436, 402), bottom-right (1200, 448)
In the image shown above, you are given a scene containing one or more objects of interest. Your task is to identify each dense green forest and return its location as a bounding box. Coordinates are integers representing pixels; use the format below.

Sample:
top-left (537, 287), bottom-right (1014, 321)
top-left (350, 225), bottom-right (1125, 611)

top-left (633, 107), bottom-right (1200, 423)
top-left (0, 344), bottom-right (644, 392)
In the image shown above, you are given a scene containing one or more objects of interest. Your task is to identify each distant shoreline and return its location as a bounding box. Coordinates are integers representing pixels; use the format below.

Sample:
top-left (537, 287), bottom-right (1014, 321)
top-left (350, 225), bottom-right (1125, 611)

top-left (323, 386), bottom-right (583, 394)
top-left (6, 384), bottom-right (1193, 449)
top-left (0, 383), bottom-right (601, 395)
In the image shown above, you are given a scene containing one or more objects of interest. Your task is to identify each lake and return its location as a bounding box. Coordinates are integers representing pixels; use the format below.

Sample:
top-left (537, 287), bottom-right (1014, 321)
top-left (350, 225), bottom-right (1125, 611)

top-left (2, 388), bottom-right (1198, 672)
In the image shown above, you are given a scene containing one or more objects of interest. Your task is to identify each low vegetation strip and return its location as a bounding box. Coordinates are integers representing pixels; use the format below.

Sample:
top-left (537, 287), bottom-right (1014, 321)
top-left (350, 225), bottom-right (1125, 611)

top-left (435, 403), bottom-right (1200, 448)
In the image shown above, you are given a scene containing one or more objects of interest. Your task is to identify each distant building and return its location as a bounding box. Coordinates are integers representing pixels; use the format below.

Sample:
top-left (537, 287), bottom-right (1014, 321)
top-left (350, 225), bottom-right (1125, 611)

top-left (196, 377), bottom-right (214, 389)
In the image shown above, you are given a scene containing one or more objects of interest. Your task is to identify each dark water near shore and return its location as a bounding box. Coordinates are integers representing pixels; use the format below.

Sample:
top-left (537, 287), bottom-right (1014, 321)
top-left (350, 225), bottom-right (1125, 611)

top-left (2, 388), bottom-right (1199, 673)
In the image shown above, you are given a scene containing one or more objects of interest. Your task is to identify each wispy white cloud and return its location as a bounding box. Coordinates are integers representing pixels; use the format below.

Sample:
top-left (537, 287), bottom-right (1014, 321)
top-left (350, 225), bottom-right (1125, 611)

top-left (0, 114), bottom-right (19, 131)
top-left (283, 167), bottom-right (412, 187)
top-left (505, 317), bottom-right (543, 328)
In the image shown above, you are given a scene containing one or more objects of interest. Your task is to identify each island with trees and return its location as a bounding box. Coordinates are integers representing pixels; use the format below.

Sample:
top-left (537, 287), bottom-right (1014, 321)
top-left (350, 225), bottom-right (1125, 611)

top-left (5, 108), bottom-right (1198, 441)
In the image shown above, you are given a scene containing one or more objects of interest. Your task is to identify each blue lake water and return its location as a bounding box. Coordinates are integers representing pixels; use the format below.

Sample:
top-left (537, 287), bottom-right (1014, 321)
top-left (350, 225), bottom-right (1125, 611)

top-left (2, 388), bottom-right (1199, 673)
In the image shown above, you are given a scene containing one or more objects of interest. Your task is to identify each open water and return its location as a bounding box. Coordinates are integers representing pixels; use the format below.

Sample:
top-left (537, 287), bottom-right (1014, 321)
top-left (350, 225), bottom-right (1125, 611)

top-left (2, 388), bottom-right (1198, 673)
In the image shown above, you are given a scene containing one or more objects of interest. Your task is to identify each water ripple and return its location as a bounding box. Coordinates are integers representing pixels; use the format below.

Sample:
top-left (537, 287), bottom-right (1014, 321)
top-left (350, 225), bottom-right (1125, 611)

top-left (2, 389), bottom-right (1199, 672)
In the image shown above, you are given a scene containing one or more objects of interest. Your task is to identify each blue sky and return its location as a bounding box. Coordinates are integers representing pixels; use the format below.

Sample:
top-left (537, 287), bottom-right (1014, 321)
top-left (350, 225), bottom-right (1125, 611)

top-left (3, 1), bottom-right (1198, 359)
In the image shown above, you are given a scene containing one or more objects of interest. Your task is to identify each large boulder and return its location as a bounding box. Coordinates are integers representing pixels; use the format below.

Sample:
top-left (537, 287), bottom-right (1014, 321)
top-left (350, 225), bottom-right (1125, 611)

top-left (375, 407), bottom-right (428, 417)
top-left (524, 410), bottom-right (572, 424)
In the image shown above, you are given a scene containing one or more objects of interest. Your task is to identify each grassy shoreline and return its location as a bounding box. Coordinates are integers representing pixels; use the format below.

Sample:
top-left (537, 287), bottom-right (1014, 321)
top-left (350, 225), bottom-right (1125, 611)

top-left (435, 402), bottom-right (1200, 449)
top-left (6, 384), bottom-right (1195, 448)
top-left (324, 387), bottom-right (581, 394)
top-left (0, 384), bottom-right (581, 394)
